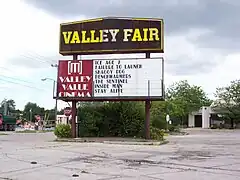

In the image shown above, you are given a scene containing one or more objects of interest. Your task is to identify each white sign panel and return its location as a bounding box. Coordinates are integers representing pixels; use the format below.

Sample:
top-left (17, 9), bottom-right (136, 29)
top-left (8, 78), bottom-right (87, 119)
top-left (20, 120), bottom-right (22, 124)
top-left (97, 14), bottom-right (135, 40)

top-left (166, 114), bottom-right (170, 122)
top-left (93, 57), bottom-right (163, 98)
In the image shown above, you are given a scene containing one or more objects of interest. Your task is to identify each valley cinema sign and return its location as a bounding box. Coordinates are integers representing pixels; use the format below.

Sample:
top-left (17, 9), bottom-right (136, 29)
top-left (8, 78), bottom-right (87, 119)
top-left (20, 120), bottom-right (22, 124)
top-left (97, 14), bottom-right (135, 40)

top-left (59, 17), bottom-right (164, 55)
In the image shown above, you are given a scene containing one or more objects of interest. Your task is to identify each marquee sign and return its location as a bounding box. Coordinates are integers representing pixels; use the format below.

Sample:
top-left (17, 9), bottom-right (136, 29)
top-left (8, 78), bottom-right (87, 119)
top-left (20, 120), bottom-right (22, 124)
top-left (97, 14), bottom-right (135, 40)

top-left (59, 17), bottom-right (164, 55)
top-left (56, 57), bottom-right (164, 101)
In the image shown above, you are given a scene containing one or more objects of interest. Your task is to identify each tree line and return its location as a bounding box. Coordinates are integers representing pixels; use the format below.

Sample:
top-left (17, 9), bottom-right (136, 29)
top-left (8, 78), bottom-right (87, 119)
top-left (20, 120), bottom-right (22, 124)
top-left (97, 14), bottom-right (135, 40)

top-left (2, 79), bottom-right (240, 137)
top-left (0, 100), bottom-right (58, 122)
top-left (70, 79), bottom-right (240, 138)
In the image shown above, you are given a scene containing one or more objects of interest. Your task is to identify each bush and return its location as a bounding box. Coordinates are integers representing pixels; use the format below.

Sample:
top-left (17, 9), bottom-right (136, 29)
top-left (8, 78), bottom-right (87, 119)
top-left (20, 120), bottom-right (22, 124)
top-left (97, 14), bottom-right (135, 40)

top-left (210, 124), bottom-right (218, 129)
top-left (77, 102), bottom-right (167, 140)
top-left (151, 117), bottom-right (167, 130)
top-left (150, 127), bottom-right (165, 141)
top-left (54, 124), bottom-right (71, 138)
top-left (78, 102), bottom-right (145, 138)
top-left (150, 102), bottom-right (167, 130)
top-left (168, 124), bottom-right (180, 132)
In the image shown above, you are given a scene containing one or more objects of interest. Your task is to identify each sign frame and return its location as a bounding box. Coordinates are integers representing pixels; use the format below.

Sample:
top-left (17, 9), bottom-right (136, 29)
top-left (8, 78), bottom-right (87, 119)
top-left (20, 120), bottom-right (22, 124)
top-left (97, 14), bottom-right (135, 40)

top-left (55, 57), bottom-right (164, 102)
top-left (59, 17), bottom-right (164, 55)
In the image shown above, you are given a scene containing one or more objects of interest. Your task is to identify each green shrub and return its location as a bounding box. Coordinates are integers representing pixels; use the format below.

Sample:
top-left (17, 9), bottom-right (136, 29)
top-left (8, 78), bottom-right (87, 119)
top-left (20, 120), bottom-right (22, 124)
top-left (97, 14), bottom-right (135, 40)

top-left (150, 127), bottom-right (165, 141)
top-left (151, 117), bottom-right (167, 130)
top-left (150, 102), bottom-right (167, 130)
top-left (77, 102), bottom-right (167, 140)
top-left (78, 102), bottom-right (145, 138)
top-left (54, 124), bottom-right (71, 138)
top-left (211, 124), bottom-right (218, 129)
top-left (168, 124), bottom-right (180, 132)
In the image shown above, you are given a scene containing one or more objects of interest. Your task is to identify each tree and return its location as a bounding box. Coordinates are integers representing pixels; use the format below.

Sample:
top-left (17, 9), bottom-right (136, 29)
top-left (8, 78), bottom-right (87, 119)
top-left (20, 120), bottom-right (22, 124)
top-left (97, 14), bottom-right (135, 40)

top-left (0, 99), bottom-right (16, 114)
top-left (213, 79), bottom-right (240, 128)
top-left (44, 109), bottom-right (55, 120)
top-left (23, 102), bottom-right (45, 121)
top-left (150, 101), bottom-right (168, 129)
top-left (166, 80), bottom-right (212, 125)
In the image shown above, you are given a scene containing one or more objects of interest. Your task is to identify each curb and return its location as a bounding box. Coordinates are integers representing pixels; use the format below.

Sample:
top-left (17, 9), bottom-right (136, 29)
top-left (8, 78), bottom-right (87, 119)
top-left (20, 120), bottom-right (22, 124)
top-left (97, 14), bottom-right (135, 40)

top-left (168, 132), bottom-right (189, 136)
top-left (55, 138), bottom-right (169, 146)
top-left (55, 138), bottom-right (94, 143)
top-left (103, 140), bottom-right (169, 145)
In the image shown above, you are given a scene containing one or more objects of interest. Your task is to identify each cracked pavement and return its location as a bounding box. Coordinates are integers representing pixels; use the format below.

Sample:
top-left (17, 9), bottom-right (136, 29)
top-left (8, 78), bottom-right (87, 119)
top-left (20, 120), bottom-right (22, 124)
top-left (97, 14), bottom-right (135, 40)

top-left (0, 129), bottom-right (240, 180)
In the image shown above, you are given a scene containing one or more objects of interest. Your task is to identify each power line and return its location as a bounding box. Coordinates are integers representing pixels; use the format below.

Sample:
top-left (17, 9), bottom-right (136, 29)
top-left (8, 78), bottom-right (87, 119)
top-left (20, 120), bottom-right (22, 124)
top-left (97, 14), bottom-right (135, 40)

top-left (0, 66), bottom-right (14, 72)
top-left (0, 62), bottom-right (55, 89)
top-left (23, 51), bottom-right (57, 65)
top-left (0, 67), bottom-right (43, 85)
top-left (27, 51), bottom-right (57, 64)
top-left (0, 74), bottom-right (34, 84)
top-left (19, 54), bottom-right (52, 65)
top-left (2, 50), bottom-right (58, 70)
top-left (26, 52), bottom-right (55, 64)
top-left (0, 78), bottom-right (46, 91)
top-left (0, 51), bottom-right (58, 91)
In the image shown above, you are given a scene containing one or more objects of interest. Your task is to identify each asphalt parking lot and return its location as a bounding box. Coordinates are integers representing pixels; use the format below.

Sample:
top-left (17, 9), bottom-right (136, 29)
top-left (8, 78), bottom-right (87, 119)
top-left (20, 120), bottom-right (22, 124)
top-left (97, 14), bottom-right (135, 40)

top-left (0, 129), bottom-right (240, 180)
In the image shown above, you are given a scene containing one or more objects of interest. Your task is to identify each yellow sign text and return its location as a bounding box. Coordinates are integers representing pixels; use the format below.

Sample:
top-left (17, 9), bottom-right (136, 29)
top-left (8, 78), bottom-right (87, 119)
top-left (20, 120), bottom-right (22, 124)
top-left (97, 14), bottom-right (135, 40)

top-left (62, 28), bottom-right (160, 44)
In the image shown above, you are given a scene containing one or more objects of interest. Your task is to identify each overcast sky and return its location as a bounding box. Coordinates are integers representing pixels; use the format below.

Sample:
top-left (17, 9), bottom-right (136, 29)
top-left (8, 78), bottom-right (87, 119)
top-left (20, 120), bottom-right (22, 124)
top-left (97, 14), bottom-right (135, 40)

top-left (0, 0), bottom-right (239, 110)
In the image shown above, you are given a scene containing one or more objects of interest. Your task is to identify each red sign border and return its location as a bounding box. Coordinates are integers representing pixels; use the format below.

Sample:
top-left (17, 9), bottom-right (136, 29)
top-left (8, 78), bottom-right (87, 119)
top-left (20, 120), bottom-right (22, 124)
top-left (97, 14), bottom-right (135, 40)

top-left (55, 57), bottom-right (164, 102)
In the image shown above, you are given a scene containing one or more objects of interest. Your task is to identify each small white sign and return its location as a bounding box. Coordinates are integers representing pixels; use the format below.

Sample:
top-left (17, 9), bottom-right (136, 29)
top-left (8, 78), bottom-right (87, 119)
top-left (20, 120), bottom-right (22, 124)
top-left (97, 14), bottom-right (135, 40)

top-left (166, 114), bottom-right (170, 122)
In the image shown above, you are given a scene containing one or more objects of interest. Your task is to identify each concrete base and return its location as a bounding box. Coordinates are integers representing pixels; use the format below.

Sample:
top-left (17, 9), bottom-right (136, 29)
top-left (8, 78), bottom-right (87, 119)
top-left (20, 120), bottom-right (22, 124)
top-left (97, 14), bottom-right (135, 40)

top-left (55, 137), bottom-right (168, 145)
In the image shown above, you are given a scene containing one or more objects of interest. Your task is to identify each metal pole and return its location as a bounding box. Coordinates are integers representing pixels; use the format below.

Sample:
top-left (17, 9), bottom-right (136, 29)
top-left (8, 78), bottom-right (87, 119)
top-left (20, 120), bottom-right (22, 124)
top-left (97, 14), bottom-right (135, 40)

top-left (55, 99), bottom-right (57, 122)
top-left (53, 80), bottom-right (58, 122)
top-left (71, 100), bottom-right (77, 138)
top-left (54, 65), bottom-right (58, 126)
top-left (3, 100), bottom-right (7, 116)
top-left (52, 80), bottom-right (55, 98)
top-left (145, 53), bottom-right (151, 139)
top-left (30, 109), bottom-right (32, 122)
top-left (162, 57), bottom-right (165, 99)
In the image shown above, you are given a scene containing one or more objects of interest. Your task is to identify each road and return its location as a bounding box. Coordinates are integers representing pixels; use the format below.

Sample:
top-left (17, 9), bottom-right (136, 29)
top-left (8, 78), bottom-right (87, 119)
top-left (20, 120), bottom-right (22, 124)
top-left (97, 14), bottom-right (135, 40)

top-left (0, 129), bottom-right (240, 180)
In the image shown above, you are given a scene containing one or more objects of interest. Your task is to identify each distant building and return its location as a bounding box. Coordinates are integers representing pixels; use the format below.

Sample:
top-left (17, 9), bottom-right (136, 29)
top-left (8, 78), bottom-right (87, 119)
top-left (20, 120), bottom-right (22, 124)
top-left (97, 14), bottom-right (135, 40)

top-left (188, 106), bottom-right (224, 128)
top-left (56, 115), bottom-right (78, 125)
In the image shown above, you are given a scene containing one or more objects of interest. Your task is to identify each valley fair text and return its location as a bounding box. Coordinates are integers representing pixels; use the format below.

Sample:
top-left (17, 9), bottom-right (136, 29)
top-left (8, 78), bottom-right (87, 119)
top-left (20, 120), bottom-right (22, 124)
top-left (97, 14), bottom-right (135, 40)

top-left (58, 76), bottom-right (92, 97)
top-left (61, 28), bottom-right (160, 44)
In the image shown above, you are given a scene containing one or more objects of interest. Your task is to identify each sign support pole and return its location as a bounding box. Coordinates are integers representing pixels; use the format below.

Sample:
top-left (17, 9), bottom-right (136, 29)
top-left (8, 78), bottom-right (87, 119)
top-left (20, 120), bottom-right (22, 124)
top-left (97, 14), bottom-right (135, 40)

top-left (71, 100), bottom-right (77, 138)
top-left (71, 54), bottom-right (78, 138)
top-left (145, 52), bottom-right (151, 139)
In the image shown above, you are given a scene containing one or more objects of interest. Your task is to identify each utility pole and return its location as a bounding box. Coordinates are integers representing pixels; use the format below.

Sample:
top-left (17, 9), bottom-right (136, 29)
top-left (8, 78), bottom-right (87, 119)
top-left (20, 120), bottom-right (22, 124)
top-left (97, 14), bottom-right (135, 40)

top-left (54, 91), bottom-right (58, 122)
top-left (51, 64), bottom-right (58, 123)
top-left (3, 101), bottom-right (7, 116)
top-left (52, 79), bottom-right (58, 121)
top-left (41, 77), bottom-right (58, 122)
top-left (29, 109), bottom-right (32, 122)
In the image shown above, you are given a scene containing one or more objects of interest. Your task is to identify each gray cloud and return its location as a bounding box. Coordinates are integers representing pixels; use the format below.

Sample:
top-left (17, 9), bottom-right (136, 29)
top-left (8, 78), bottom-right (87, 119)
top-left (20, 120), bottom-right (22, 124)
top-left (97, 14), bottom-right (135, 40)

top-left (165, 51), bottom-right (221, 76)
top-left (7, 53), bottom-right (54, 69)
top-left (23, 0), bottom-right (239, 38)
top-left (22, 0), bottom-right (239, 75)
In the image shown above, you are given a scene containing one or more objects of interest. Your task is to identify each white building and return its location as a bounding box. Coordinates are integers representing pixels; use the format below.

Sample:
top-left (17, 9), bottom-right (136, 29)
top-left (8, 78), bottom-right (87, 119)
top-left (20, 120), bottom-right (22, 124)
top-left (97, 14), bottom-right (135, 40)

top-left (56, 115), bottom-right (78, 125)
top-left (188, 106), bottom-right (223, 128)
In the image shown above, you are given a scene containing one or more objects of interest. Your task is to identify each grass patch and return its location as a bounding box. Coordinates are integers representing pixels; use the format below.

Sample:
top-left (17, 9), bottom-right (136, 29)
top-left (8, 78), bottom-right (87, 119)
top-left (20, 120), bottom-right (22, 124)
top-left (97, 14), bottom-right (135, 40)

top-left (38, 130), bottom-right (53, 133)
top-left (16, 130), bottom-right (37, 133)
top-left (160, 140), bottom-right (169, 145)
top-left (0, 132), bottom-right (8, 135)
top-left (164, 133), bottom-right (169, 136)
top-left (15, 130), bottom-right (52, 133)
